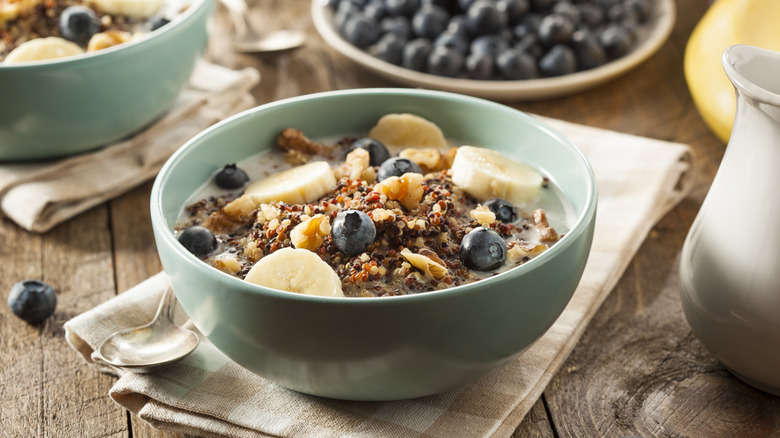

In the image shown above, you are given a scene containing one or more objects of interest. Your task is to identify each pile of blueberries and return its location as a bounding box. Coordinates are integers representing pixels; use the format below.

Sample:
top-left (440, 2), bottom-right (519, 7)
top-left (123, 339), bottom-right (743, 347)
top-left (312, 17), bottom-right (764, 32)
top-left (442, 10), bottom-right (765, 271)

top-left (327, 0), bottom-right (655, 80)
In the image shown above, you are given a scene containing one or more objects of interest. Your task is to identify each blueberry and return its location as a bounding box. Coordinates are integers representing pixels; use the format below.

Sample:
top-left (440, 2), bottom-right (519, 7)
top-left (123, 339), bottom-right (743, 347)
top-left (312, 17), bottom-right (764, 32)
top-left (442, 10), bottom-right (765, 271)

top-left (465, 1), bottom-right (507, 37)
top-left (8, 280), bottom-right (57, 324)
top-left (214, 163), bottom-right (249, 189)
top-left (537, 13), bottom-right (575, 48)
top-left (386, 0), bottom-right (421, 17)
top-left (149, 16), bottom-right (171, 32)
top-left (551, 1), bottom-right (581, 26)
top-left (529, 0), bottom-right (555, 12)
top-left (571, 29), bottom-right (607, 70)
top-left (412, 4), bottom-right (450, 39)
top-left (599, 24), bottom-right (633, 58)
top-left (514, 33), bottom-right (543, 60)
top-left (332, 210), bottom-right (376, 255)
top-left (459, 227), bottom-right (507, 271)
top-left (334, 1), bottom-right (361, 29)
top-left (497, 0), bottom-right (530, 25)
top-left (577, 3), bottom-right (605, 28)
top-left (349, 137), bottom-right (390, 166)
top-left (446, 14), bottom-right (469, 36)
top-left (380, 15), bottom-right (412, 40)
top-left (470, 34), bottom-right (508, 57)
top-left (178, 226), bottom-right (218, 257)
top-left (624, 0), bottom-right (653, 23)
top-left (377, 157), bottom-right (423, 181)
top-left (539, 44), bottom-right (577, 76)
top-left (59, 5), bottom-right (101, 46)
top-left (370, 32), bottom-right (405, 64)
top-left (484, 198), bottom-right (518, 223)
top-left (402, 38), bottom-right (433, 71)
top-left (465, 51), bottom-right (495, 80)
top-left (496, 48), bottom-right (538, 79)
top-left (433, 30), bottom-right (469, 55)
top-left (427, 45), bottom-right (464, 77)
top-left (364, 0), bottom-right (387, 22)
top-left (342, 14), bottom-right (380, 48)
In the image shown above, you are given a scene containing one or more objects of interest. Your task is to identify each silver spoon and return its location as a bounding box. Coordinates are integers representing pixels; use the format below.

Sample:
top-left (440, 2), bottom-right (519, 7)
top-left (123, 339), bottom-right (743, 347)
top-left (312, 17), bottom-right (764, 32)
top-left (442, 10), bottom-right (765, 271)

top-left (221, 0), bottom-right (306, 53)
top-left (93, 287), bottom-right (199, 373)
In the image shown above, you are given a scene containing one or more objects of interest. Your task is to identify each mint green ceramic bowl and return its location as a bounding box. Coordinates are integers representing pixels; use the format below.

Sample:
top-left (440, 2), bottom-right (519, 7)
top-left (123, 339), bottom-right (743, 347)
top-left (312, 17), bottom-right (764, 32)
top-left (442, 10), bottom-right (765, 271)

top-left (151, 88), bottom-right (597, 401)
top-left (0, 0), bottom-right (214, 161)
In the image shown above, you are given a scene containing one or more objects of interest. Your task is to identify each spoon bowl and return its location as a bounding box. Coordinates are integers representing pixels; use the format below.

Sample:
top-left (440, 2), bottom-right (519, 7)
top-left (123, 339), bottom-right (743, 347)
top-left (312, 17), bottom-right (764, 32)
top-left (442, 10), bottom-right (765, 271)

top-left (222, 0), bottom-right (306, 53)
top-left (95, 287), bottom-right (199, 373)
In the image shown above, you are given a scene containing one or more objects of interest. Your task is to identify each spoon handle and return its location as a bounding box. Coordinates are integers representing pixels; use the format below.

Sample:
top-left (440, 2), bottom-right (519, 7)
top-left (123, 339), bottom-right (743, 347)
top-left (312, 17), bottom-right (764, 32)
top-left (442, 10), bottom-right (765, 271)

top-left (155, 286), bottom-right (178, 325)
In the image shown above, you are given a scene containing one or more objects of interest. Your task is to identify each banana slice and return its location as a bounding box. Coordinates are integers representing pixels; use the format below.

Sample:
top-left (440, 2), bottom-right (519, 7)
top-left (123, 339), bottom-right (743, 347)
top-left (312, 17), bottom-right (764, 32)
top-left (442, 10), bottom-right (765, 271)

top-left (245, 161), bottom-right (337, 205)
top-left (0, 0), bottom-right (43, 25)
top-left (87, 0), bottom-right (163, 18)
top-left (367, 113), bottom-right (448, 150)
top-left (244, 247), bottom-right (344, 297)
top-left (450, 146), bottom-right (543, 205)
top-left (3, 37), bottom-right (84, 64)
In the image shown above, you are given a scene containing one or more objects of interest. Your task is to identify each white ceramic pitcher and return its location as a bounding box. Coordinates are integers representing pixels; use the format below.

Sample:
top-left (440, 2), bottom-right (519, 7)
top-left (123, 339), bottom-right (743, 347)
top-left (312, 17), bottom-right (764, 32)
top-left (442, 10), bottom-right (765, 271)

top-left (679, 44), bottom-right (780, 396)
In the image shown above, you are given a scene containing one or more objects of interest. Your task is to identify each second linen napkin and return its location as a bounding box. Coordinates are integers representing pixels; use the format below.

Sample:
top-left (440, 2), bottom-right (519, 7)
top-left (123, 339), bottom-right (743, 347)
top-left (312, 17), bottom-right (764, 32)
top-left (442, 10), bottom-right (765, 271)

top-left (65, 117), bottom-right (694, 438)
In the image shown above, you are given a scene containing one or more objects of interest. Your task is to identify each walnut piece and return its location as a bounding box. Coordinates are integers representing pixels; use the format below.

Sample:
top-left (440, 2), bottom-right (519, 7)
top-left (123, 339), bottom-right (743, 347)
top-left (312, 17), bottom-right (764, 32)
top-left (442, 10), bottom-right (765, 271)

top-left (373, 172), bottom-right (425, 210)
top-left (277, 127), bottom-right (331, 157)
top-left (533, 209), bottom-right (559, 243)
top-left (470, 205), bottom-right (496, 226)
top-left (507, 241), bottom-right (548, 263)
top-left (333, 148), bottom-right (373, 182)
top-left (290, 214), bottom-right (331, 251)
top-left (400, 248), bottom-right (447, 280)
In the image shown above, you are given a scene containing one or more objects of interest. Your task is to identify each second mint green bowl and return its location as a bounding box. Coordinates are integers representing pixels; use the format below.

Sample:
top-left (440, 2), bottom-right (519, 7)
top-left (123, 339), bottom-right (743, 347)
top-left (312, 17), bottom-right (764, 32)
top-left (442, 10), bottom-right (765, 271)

top-left (151, 88), bottom-right (598, 401)
top-left (0, 0), bottom-right (215, 161)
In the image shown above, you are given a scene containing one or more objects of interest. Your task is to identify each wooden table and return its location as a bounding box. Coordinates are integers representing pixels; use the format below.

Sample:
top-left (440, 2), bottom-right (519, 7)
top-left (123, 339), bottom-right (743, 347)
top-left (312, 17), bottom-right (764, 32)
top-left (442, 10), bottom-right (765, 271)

top-left (3, 0), bottom-right (779, 436)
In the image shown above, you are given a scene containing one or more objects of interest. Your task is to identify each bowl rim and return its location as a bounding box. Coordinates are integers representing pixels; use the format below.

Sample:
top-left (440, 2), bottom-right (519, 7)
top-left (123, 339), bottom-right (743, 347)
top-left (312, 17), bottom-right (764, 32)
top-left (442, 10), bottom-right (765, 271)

top-left (151, 88), bottom-right (598, 304)
top-left (0, 0), bottom-right (211, 69)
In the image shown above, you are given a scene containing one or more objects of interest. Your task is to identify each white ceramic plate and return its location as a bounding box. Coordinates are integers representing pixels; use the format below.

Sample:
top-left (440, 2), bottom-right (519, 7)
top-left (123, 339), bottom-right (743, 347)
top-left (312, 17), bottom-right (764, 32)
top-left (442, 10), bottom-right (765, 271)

top-left (311, 0), bottom-right (676, 100)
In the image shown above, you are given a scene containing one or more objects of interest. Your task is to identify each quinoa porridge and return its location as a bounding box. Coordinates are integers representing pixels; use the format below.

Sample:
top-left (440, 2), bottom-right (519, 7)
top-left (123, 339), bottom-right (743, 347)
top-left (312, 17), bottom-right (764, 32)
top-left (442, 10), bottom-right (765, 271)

top-left (0, 0), bottom-right (191, 63)
top-left (174, 113), bottom-right (575, 298)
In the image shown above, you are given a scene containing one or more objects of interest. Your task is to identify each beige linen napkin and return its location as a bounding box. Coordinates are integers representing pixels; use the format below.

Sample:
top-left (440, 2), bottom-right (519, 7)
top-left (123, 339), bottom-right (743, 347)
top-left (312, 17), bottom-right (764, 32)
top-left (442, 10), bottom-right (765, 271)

top-left (0, 60), bottom-right (260, 233)
top-left (65, 118), bottom-right (694, 438)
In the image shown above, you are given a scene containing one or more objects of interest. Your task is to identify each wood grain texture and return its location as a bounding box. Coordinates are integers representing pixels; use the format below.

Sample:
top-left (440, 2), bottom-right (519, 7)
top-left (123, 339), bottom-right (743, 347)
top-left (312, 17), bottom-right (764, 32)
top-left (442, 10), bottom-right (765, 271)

top-left (4, 0), bottom-right (779, 437)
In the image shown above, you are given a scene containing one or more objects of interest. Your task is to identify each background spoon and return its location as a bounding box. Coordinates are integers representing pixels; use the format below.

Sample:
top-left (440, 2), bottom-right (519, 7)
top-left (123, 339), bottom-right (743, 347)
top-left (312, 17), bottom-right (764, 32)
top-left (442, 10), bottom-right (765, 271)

top-left (94, 287), bottom-right (199, 373)
top-left (221, 0), bottom-right (306, 53)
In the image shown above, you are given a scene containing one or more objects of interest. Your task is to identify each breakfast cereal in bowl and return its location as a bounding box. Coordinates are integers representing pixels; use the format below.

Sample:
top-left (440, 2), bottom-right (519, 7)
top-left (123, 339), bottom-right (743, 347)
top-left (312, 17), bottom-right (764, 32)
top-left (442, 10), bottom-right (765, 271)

top-left (1, 0), bottom-right (190, 63)
top-left (174, 113), bottom-right (573, 298)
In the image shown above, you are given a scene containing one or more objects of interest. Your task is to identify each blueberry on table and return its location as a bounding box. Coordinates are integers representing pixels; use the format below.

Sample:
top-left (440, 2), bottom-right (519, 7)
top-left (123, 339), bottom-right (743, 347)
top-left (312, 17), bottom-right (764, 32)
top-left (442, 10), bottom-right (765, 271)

top-left (349, 137), bottom-right (391, 166)
top-left (332, 210), bottom-right (377, 255)
top-left (377, 157), bottom-right (423, 181)
top-left (459, 227), bottom-right (507, 271)
top-left (178, 226), bottom-right (218, 257)
top-left (214, 163), bottom-right (249, 189)
top-left (8, 280), bottom-right (57, 324)
top-left (484, 198), bottom-right (518, 223)
top-left (59, 5), bottom-right (101, 46)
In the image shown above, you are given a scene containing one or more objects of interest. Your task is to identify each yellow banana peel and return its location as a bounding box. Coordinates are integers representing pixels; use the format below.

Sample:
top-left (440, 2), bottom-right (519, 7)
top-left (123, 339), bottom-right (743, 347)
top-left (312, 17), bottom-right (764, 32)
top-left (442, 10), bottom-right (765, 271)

top-left (685, 0), bottom-right (780, 143)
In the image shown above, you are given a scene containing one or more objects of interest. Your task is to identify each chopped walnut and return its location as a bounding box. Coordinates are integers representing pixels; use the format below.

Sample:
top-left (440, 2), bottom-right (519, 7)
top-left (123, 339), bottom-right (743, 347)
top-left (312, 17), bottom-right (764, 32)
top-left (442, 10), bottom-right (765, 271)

top-left (373, 172), bottom-right (425, 210)
top-left (507, 241), bottom-right (548, 263)
top-left (87, 31), bottom-right (132, 52)
top-left (290, 214), bottom-right (331, 251)
top-left (213, 255), bottom-right (242, 275)
top-left (206, 194), bottom-right (259, 233)
top-left (277, 127), bottom-right (331, 158)
top-left (399, 148), bottom-right (442, 173)
top-left (533, 209), bottom-right (559, 243)
top-left (470, 205), bottom-right (496, 226)
top-left (400, 248), bottom-right (447, 280)
top-left (333, 148), bottom-right (372, 182)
